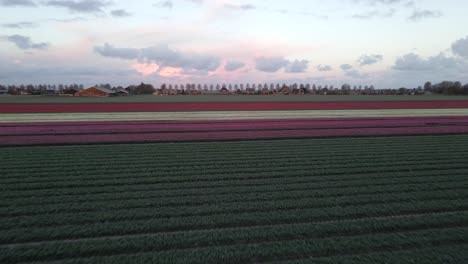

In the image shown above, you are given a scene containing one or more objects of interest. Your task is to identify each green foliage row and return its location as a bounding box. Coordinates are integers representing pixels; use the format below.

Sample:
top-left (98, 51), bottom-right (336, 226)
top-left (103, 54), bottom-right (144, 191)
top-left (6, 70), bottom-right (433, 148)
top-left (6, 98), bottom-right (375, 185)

top-left (3, 145), bottom-right (467, 176)
top-left (2, 134), bottom-right (466, 161)
top-left (1, 212), bottom-right (466, 263)
top-left (3, 168), bottom-right (466, 208)
top-left (2, 188), bottom-right (466, 230)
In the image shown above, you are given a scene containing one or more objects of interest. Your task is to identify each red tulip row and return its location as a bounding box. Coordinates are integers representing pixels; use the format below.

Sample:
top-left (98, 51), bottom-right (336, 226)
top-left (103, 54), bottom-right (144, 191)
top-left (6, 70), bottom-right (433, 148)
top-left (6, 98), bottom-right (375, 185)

top-left (2, 101), bottom-right (468, 113)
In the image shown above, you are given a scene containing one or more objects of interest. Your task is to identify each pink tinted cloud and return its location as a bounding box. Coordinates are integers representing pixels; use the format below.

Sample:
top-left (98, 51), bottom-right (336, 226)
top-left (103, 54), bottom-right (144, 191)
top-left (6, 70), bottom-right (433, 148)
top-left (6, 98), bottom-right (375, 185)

top-left (131, 63), bottom-right (159, 76)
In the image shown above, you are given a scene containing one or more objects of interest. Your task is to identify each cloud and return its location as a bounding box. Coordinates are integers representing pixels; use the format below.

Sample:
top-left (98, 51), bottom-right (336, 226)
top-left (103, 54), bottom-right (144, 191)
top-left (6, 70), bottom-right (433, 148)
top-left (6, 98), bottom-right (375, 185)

top-left (285, 60), bottom-right (309, 73)
top-left (358, 54), bottom-right (383, 66)
top-left (45, 0), bottom-right (111, 13)
top-left (389, 51), bottom-right (468, 87)
top-left (224, 60), bottom-right (245, 71)
top-left (255, 57), bottom-right (309, 73)
top-left (2, 22), bottom-right (36, 28)
top-left (352, 8), bottom-right (395, 19)
top-left (95, 43), bottom-right (221, 72)
top-left (392, 53), bottom-right (463, 71)
top-left (111, 9), bottom-right (131, 17)
top-left (155, 0), bottom-right (173, 8)
top-left (340, 64), bottom-right (353, 71)
top-left (0, 0), bottom-right (36, 6)
top-left (0, 62), bottom-right (140, 85)
top-left (452, 36), bottom-right (468, 58)
top-left (317, 64), bottom-right (332, 71)
top-left (354, 0), bottom-right (411, 5)
top-left (186, 0), bottom-right (202, 4)
top-left (408, 9), bottom-right (442, 21)
top-left (224, 4), bottom-right (256, 11)
top-left (255, 56), bottom-right (290, 73)
top-left (4, 35), bottom-right (49, 50)
top-left (345, 69), bottom-right (369, 79)
top-left (94, 43), bottom-right (140, 59)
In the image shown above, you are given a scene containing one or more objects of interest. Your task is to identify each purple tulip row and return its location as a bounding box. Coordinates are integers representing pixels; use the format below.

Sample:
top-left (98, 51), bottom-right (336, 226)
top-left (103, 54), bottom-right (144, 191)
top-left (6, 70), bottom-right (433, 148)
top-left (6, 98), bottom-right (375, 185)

top-left (1, 116), bottom-right (468, 145)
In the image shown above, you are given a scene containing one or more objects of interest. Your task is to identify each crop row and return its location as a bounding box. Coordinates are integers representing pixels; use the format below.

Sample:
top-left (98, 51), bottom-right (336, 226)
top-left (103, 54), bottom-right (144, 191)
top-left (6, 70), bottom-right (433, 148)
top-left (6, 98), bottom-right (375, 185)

top-left (2, 187), bottom-right (466, 229)
top-left (1, 211), bottom-right (466, 263)
top-left (2, 134), bottom-right (465, 161)
top-left (2, 140), bottom-right (466, 171)
top-left (2, 142), bottom-right (465, 173)
top-left (2, 124), bottom-right (468, 145)
top-left (275, 244), bottom-right (468, 264)
top-left (1, 161), bottom-right (466, 198)
top-left (2, 152), bottom-right (466, 186)
top-left (0, 160), bottom-right (466, 193)
top-left (2, 165), bottom-right (465, 201)
top-left (2, 116), bottom-right (467, 130)
top-left (2, 152), bottom-right (466, 181)
top-left (2, 169), bottom-right (465, 208)
top-left (42, 228), bottom-right (467, 264)
top-left (3, 116), bottom-right (468, 136)
top-left (3, 166), bottom-right (465, 201)
top-left (1, 198), bottom-right (466, 245)
top-left (3, 101), bottom-right (468, 113)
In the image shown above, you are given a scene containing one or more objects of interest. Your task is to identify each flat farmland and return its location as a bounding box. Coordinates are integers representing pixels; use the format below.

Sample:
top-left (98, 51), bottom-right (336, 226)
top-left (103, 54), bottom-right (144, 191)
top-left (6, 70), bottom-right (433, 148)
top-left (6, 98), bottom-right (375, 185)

top-left (1, 97), bottom-right (468, 263)
top-left (1, 135), bottom-right (468, 263)
top-left (1, 94), bottom-right (468, 104)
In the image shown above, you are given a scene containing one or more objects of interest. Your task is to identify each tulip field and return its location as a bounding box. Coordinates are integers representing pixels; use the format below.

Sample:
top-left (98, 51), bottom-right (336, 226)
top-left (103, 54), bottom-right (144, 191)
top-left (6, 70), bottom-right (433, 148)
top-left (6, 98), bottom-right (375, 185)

top-left (1, 97), bottom-right (468, 263)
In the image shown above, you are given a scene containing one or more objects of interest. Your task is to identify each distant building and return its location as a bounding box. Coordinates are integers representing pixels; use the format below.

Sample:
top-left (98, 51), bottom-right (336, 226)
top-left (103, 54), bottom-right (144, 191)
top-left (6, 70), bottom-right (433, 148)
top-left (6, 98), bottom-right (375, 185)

top-left (63, 88), bottom-right (80, 95)
top-left (0, 89), bottom-right (8, 95)
top-left (75, 87), bottom-right (116, 97)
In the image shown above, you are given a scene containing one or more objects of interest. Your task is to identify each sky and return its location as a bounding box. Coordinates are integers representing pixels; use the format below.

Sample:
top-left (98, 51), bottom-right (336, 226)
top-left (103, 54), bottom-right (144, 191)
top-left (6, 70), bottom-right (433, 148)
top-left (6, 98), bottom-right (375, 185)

top-left (0, 0), bottom-right (468, 88)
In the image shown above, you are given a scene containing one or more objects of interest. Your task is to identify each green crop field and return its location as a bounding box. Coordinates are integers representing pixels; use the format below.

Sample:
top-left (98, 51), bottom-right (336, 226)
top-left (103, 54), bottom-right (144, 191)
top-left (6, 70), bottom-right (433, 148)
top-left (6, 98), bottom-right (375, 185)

top-left (1, 94), bottom-right (467, 103)
top-left (1, 135), bottom-right (467, 263)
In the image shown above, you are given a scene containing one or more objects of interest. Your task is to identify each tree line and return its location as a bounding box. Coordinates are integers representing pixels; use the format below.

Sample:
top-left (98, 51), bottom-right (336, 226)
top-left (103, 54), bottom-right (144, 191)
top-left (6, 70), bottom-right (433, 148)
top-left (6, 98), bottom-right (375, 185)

top-left (1, 81), bottom-right (467, 96)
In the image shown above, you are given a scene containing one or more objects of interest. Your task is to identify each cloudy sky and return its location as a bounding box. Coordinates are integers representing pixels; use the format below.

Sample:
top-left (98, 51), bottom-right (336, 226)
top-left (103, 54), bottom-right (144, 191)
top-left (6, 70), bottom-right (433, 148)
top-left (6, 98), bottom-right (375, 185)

top-left (1, 0), bottom-right (467, 88)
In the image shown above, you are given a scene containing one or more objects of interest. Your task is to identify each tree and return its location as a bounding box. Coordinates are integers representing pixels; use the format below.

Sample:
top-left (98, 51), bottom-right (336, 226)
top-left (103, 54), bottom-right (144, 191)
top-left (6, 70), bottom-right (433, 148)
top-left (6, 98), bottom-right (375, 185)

top-left (134, 82), bottom-right (155, 95)
top-left (424, 81), bottom-right (432, 92)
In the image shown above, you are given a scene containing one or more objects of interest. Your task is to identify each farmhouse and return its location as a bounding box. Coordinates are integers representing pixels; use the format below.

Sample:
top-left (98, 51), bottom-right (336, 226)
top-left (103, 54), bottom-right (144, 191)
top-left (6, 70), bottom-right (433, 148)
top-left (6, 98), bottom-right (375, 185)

top-left (75, 87), bottom-right (117, 97)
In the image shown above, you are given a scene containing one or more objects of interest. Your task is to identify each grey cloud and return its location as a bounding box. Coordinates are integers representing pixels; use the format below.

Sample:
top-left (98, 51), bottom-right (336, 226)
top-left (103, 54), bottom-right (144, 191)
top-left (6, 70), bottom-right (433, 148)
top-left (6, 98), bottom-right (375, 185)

top-left (224, 4), bottom-right (256, 11)
top-left (390, 52), bottom-right (468, 86)
top-left (354, 0), bottom-right (410, 5)
top-left (224, 60), bottom-right (245, 71)
top-left (255, 56), bottom-right (289, 73)
top-left (393, 53), bottom-right (463, 71)
top-left (0, 0), bottom-right (36, 6)
top-left (5, 35), bottom-right (49, 50)
top-left (94, 43), bottom-right (221, 72)
top-left (45, 0), bottom-right (111, 13)
top-left (0, 63), bottom-right (140, 85)
top-left (94, 43), bottom-right (140, 60)
top-left (317, 64), bottom-right (332, 71)
top-left (345, 69), bottom-right (369, 79)
top-left (285, 60), bottom-right (309, 73)
top-left (155, 1), bottom-right (173, 8)
top-left (50, 17), bottom-right (87, 23)
top-left (358, 54), bottom-right (383, 66)
top-left (255, 57), bottom-right (309, 73)
top-left (2, 22), bottom-right (36, 28)
top-left (451, 36), bottom-right (468, 58)
top-left (340, 64), bottom-right (353, 71)
top-left (408, 9), bottom-right (442, 21)
top-left (141, 44), bottom-right (221, 71)
top-left (352, 8), bottom-right (395, 19)
top-left (111, 9), bottom-right (131, 17)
